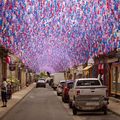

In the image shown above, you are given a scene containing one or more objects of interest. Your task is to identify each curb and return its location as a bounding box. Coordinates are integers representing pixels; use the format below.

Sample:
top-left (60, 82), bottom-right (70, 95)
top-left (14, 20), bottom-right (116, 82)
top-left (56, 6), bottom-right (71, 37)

top-left (0, 84), bottom-right (35, 120)
top-left (108, 109), bottom-right (120, 117)
top-left (109, 97), bottom-right (120, 103)
top-left (108, 97), bottom-right (120, 116)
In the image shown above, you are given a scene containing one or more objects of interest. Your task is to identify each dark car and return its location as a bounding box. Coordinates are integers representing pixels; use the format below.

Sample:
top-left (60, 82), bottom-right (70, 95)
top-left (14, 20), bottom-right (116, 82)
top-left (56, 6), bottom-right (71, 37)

top-left (62, 80), bottom-right (74, 103)
top-left (36, 79), bottom-right (46, 88)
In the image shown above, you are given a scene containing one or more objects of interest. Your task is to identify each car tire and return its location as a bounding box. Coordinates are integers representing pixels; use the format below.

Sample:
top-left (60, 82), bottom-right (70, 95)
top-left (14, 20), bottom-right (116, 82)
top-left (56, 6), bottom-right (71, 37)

top-left (62, 96), bottom-right (65, 103)
top-left (103, 106), bottom-right (107, 115)
top-left (53, 88), bottom-right (56, 90)
top-left (57, 92), bottom-right (60, 96)
top-left (104, 110), bottom-right (107, 115)
top-left (72, 106), bottom-right (77, 115)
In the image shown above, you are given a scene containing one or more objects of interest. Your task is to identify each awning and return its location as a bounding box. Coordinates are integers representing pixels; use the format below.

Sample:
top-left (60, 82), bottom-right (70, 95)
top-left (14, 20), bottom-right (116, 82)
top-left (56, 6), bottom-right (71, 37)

top-left (107, 58), bottom-right (118, 63)
top-left (83, 65), bottom-right (92, 71)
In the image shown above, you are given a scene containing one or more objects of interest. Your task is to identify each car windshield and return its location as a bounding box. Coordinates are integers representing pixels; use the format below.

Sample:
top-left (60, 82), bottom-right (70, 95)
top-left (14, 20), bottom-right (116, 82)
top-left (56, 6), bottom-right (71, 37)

top-left (39, 79), bottom-right (45, 81)
top-left (67, 82), bottom-right (73, 88)
top-left (76, 80), bottom-right (100, 86)
top-left (60, 82), bottom-right (65, 87)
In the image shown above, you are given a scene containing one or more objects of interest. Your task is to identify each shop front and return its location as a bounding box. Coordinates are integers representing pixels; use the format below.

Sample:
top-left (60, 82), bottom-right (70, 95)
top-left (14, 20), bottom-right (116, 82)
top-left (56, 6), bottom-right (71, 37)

top-left (111, 63), bottom-right (120, 98)
top-left (0, 56), bottom-right (2, 84)
top-left (0, 46), bottom-right (8, 83)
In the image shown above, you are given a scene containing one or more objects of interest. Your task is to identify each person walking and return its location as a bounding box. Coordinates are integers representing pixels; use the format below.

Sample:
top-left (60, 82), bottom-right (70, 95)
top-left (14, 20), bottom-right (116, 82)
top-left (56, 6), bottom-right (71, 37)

top-left (1, 78), bottom-right (8, 107)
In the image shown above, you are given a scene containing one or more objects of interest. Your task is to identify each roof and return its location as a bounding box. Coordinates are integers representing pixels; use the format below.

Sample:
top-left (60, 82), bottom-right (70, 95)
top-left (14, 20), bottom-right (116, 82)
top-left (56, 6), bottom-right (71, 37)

top-left (59, 80), bottom-right (66, 83)
top-left (66, 80), bottom-right (74, 83)
top-left (83, 65), bottom-right (92, 71)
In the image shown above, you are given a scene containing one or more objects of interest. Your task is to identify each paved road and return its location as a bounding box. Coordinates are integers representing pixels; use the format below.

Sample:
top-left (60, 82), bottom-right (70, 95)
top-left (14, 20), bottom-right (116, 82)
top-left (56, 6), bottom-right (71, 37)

top-left (1, 86), bottom-right (73, 120)
top-left (1, 86), bottom-right (120, 120)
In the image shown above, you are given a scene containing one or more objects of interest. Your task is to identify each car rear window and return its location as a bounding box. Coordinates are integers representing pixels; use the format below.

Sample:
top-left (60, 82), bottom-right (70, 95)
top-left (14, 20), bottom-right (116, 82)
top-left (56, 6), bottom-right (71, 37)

top-left (67, 82), bottom-right (74, 88)
top-left (76, 80), bottom-right (100, 86)
top-left (60, 82), bottom-right (65, 87)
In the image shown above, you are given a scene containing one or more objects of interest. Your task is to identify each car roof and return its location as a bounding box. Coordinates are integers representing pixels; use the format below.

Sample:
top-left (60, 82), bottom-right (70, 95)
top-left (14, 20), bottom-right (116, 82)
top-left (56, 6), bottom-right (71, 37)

top-left (66, 80), bottom-right (74, 83)
top-left (59, 80), bottom-right (66, 83)
top-left (38, 79), bottom-right (45, 81)
top-left (37, 80), bottom-right (45, 83)
top-left (76, 78), bottom-right (98, 81)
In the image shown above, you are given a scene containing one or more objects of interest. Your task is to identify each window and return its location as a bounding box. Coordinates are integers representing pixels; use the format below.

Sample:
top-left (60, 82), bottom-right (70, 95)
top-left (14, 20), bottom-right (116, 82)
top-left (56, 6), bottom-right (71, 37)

top-left (60, 82), bottom-right (65, 87)
top-left (67, 82), bottom-right (74, 89)
top-left (76, 80), bottom-right (100, 86)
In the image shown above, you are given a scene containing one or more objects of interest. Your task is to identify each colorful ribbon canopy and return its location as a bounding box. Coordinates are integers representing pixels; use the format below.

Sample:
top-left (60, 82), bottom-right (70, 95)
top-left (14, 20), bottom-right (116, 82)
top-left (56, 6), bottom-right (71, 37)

top-left (0, 0), bottom-right (120, 73)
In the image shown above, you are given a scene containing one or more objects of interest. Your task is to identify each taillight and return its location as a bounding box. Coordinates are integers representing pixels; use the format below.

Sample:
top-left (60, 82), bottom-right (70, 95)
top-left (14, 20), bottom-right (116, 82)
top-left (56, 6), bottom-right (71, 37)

top-left (76, 90), bottom-right (80, 95)
top-left (64, 87), bottom-right (69, 94)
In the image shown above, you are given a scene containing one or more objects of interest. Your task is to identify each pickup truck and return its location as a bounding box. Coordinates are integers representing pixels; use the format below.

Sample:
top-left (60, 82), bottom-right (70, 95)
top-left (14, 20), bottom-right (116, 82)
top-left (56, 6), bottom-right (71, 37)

top-left (68, 78), bottom-right (109, 115)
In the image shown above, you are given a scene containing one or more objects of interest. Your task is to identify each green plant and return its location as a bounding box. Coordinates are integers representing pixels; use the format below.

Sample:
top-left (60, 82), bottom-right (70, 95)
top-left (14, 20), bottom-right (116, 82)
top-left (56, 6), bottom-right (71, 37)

top-left (39, 71), bottom-right (48, 78)
top-left (7, 76), bottom-right (20, 86)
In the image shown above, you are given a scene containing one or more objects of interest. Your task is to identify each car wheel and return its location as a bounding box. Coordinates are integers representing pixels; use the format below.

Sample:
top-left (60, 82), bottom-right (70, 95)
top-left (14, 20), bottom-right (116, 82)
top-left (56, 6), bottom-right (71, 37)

top-left (62, 96), bottom-right (65, 102)
top-left (104, 110), bottom-right (107, 115)
top-left (57, 92), bottom-right (60, 96)
top-left (72, 106), bottom-right (77, 115)
top-left (53, 88), bottom-right (56, 90)
top-left (103, 106), bottom-right (107, 115)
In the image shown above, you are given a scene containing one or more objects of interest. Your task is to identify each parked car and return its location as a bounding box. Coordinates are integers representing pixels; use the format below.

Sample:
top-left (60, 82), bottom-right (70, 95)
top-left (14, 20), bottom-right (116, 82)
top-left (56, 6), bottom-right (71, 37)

top-left (69, 78), bottom-right (109, 115)
top-left (36, 79), bottom-right (46, 88)
top-left (56, 80), bottom-right (66, 96)
top-left (49, 79), bottom-right (53, 87)
top-left (62, 80), bottom-right (74, 103)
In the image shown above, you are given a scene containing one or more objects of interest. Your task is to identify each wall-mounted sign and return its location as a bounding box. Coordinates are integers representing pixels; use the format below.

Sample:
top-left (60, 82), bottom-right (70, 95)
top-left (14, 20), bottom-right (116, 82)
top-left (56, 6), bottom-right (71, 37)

top-left (9, 63), bottom-right (16, 71)
top-left (6, 56), bottom-right (11, 64)
top-left (107, 58), bottom-right (118, 63)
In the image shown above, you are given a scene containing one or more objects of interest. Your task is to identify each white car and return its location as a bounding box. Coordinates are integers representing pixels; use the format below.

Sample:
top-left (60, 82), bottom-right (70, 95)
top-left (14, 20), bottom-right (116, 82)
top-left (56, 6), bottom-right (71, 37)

top-left (36, 79), bottom-right (46, 88)
top-left (69, 78), bottom-right (109, 115)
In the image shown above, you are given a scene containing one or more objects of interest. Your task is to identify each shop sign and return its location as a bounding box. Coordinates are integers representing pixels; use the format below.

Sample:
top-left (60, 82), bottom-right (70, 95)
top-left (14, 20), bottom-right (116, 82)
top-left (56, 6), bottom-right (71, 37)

top-left (9, 63), bottom-right (16, 71)
top-left (98, 64), bottom-right (104, 70)
top-left (107, 58), bottom-right (118, 63)
top-left (6, 56), bottom-right (11, 64)
top-left (98, 64), bottom-right (104, 74)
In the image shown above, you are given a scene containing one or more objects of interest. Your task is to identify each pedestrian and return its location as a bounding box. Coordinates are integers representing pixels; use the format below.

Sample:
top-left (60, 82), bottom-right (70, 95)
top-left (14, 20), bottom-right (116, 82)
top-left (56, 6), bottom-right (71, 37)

top-left (1, 78), bottom-right (8, 107)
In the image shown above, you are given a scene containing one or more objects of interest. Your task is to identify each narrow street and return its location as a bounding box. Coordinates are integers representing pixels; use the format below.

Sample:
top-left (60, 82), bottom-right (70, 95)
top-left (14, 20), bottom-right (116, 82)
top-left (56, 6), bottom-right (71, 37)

top-left (1, 85), bottom-right (120, 120)
top-left (0, 1), bottom-right (120, 120)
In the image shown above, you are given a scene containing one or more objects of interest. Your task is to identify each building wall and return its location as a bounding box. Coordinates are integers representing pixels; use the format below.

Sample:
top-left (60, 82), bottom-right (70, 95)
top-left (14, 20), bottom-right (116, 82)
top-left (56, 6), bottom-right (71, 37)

top-left (21, 67), bottom-right (26, 88)
top-left (0, 57), bottom-right (2, 84)
top-left (111, 63), bottom-right (120, 97)
top-left (0, 46), bottom-right (8, 82)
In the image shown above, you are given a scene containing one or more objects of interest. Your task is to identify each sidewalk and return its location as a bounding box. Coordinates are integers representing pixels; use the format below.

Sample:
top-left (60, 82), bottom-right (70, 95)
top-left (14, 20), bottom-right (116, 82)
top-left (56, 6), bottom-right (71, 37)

top-left (0, 83), bottom-right (36, 119)
top-left (0, 84), bottom-right (120, 119)
top-left (108, 97), bottom-right (120, 116)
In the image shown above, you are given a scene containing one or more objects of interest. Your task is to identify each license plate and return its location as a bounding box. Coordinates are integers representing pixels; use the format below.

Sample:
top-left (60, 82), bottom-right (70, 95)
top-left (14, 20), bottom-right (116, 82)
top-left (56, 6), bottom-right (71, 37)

top-left (83, 107), bottom-right (95, 110)
top-left (86, 102), bottom-right (99, 106)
